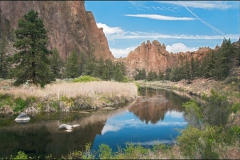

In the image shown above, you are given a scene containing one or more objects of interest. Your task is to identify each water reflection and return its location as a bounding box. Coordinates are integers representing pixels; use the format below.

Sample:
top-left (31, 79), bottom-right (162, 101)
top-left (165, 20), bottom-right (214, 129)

top-left (129, 88), bottom-right (186, 124)
top-left (0, 114), bottom-right (107, 158)
top-left (0, 88), bottom-right (189, 158)
top-left (91, 88), bottom-right (189, 151)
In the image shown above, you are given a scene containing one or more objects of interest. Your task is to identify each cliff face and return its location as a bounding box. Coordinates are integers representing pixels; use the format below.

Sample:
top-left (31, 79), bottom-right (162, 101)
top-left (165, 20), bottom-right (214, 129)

top-left (0, 1), bottom-right (113, 60)
top-left (124, 40), bottom-right (212, 74)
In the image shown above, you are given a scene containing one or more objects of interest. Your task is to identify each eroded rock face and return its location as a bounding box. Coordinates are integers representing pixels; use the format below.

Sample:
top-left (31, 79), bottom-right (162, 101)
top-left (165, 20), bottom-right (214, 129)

top-left (0, 1), bottom-right (113, 60)
top-left (124, 40), bottom-right (212, 74)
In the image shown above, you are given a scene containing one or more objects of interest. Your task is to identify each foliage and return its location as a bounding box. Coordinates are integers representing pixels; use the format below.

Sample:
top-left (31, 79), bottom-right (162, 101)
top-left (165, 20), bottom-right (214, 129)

top-left (177, 125), bottom-right (220, 159)
top-left (82, 142), bottom-right (95, 159)
top-left (99, 144), bottom-right (112, 159)
top-left (72, 75), bottom-right (99, 83)
top-left (202, 90), bottom-right (232, 127)
top-left (13, 151), bottom-right (28, 160)
top-left (12, 10), bottom-right (52, 87)
top-left (13, 97), bottom-right (27, 112)
top-left (63, 53), bottom-right (127, 82)
top-left (0, 94), bottom-right (37, 112)
top-left (69, 150), bottom-right (83, 159)
top-left (0, 35), bottom-right (9, 78)
top-left (135, 68), bottom-right (146, 80)
top-left (49, 48), bottom-right (64, 79)
top-left (178, 88), bottom-right (240, 159)
top-left (162, 38), bottom-right (238, 82)
top-left (64, 50), bottom-right (79, 78)
top-left (114, 65), bottom-right (124, 82)
top-left (182, 99), bottom-right (203, 128)
top-left (147, 71), bottom-right (158, 81)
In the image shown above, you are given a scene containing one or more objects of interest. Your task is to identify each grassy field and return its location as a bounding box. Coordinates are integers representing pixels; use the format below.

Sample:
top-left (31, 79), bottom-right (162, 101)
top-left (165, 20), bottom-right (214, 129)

top-left (0, 79), bottom-right (138, 113)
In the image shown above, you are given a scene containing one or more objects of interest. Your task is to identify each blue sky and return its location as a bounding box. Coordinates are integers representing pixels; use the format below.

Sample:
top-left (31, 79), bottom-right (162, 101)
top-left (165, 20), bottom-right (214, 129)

top-left (85, 1), bottom-right (240, 58)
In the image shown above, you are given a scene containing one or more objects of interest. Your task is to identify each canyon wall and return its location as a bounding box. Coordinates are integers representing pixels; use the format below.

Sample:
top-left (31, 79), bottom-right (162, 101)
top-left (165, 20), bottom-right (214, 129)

top-left (0, 1), bottom-right (113, 60)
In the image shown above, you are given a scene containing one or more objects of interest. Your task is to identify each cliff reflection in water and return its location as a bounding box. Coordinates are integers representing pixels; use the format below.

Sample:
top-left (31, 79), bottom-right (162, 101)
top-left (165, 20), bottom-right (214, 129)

top-left (128, 88), bottom-right (187, 124)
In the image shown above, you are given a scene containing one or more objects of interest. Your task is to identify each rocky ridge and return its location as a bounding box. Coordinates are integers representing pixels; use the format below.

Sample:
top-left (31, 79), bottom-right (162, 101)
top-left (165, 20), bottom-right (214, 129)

top-left (124, 40), bottom-right (214, 75)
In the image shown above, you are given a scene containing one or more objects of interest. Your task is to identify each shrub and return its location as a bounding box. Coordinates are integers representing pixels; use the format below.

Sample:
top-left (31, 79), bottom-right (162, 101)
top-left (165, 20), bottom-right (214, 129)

top-left (177, 125), bottom-right (220, 159)
top-left (72, 76), bottom-right (99, 83)
top-left (13, 151), bottom-right (28, 160)
top-left (202, 90), bottom-right (232, 127)
top-left (99, 144), bottom-right (112, 159)
top-left (14, 97), bottom-right (27, 112)
top-left (182, 99), bottom-right (203, 128)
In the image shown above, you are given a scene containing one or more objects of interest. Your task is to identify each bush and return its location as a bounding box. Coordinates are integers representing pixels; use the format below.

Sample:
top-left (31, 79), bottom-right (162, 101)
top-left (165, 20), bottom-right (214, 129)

top-left (182, 99), bottom-right (203, 128)
top-left (99, 144), bottom-right (112, 159)
top-left (72, 75), bottom-right (99, 83)
top-left (177, 125), bottom-right (220, 159)
top-left (13, 151), bottom-right (28, 160)
top-left (202, 90), bottom-right (232, 127)
top-left (14, 97), bottom-right (27, 112)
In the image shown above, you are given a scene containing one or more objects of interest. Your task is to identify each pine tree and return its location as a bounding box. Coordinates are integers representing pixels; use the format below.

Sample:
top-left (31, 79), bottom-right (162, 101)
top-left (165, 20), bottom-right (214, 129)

top-left (114, 66), bottom-right (124, 82)
top-left (49, 48), bottom-right (64, 79)
top-left (64, 50), bottom-right (79, 78)
top-left (102, 67), bottom-right (110, 80)
top-left (158, 71), bottom-right (164, 80)
top-left (105, 59), bottom-right (114, 79)
top-left (0, 36), bottom-right (8, 78)
top-left (12, 10), bottom-right (52, 87)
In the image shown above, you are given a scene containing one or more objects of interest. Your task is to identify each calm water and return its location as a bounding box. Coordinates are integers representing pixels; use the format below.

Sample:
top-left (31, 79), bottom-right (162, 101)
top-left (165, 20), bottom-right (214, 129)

top-left (0, 88), bottom-right (189, 158)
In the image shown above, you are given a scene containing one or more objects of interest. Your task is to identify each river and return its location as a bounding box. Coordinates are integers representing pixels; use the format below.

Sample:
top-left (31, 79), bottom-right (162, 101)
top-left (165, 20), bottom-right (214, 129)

top-left (0, 88), bottom-right (189, 158)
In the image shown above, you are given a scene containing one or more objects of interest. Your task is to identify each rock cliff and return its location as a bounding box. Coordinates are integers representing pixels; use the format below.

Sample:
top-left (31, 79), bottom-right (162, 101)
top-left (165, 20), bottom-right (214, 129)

top-left (124, 40), bottom-right (212, 75)
top-left (0, 1), bottom-right (113, 60)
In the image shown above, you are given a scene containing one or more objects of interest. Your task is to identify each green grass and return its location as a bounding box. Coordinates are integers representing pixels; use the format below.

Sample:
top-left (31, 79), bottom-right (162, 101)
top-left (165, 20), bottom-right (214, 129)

top-left (72, 76), bottom-right (99, 83)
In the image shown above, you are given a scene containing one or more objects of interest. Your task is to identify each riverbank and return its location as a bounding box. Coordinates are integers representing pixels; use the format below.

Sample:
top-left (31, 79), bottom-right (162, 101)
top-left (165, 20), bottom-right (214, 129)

top-left (0, 79), bottom-right (138, 114)
top-left (137, 77), bottom-right (240, 127)
top-left (136, 77), bottom-right (240, 103)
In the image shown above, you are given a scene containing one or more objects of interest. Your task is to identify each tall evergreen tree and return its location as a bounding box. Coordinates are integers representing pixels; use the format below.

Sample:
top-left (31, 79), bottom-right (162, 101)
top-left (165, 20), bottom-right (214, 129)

top-left (0, 36), bottom-right (8, 78)
top-left (49, 48), bottom-right (63, 79)
top-left (12, 10), bottom-right (52, 86)
top-left (102, 67), bottom-right (110, 80)
top-left (64, 50), bottom-right (79, 78)
top-left (114, 66), bottom-right (124, 82)
top-left (105, 59), bottom-right (114, 79)
top-left (158, 71), bottom-right (164, 80)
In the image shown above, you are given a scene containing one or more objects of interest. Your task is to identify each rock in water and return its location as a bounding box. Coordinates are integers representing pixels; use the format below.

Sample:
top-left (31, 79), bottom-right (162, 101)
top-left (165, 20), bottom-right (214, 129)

top-left (58, 124), bottom-right (80, 131)
top-left (15, 112), bottom-right (30, 123)
top-left (58, 124), bottom-right (73, 130)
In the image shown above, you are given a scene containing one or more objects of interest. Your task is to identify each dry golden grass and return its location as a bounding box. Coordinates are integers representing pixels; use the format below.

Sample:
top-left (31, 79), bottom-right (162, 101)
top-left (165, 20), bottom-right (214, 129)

top-left (0, 81), bottom-right (138, 100)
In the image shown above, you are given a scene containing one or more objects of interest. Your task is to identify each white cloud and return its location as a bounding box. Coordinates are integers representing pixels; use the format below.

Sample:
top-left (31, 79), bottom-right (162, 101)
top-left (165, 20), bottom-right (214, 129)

top-left (158, 1), bottom-right (235, 10)
top-left (165, 111), bottom-right (184, 118)
top-left (96, 23), bottom-right (239, 41)
top-left (96, 22), bottom-right (124, 36)
top-left (110, 46), bottom-right (137, 58)
top-left (125, 14), bottom-right (195, 21)
top-left (101, 124), bottom-right (121, 135)
top-left (107, 32), bottom-right (239, 41)
top-left (166, 43), bottom-right (198, 53)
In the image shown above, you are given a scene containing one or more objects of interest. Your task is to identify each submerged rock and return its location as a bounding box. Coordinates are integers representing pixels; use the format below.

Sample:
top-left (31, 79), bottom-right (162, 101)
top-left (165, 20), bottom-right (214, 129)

top-left (15, 112), bottom-right (30, 123)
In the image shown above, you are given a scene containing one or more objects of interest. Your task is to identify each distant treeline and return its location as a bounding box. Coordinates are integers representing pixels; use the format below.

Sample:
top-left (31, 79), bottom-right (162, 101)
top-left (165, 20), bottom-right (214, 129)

top-left (135, 38), bottom-right (240, 82)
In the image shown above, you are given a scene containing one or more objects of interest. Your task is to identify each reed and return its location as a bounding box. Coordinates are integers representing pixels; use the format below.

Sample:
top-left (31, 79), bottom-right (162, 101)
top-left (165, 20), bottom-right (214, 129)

top-left (0, 81), bottom-right (138, 100)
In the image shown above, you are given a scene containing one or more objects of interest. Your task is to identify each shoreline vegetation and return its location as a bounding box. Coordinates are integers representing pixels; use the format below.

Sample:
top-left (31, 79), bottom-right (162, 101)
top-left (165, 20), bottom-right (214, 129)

top-left (1, 77), bottom-right (240, 159)
top-left (0, 78), bottom-right (138, 115)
